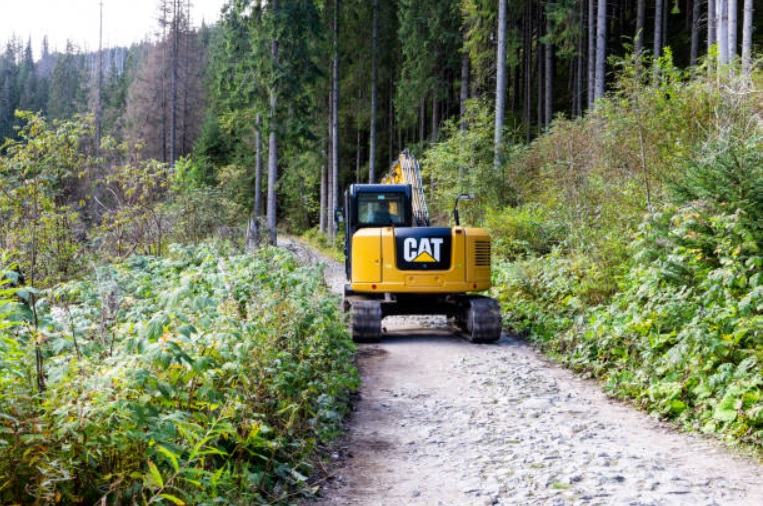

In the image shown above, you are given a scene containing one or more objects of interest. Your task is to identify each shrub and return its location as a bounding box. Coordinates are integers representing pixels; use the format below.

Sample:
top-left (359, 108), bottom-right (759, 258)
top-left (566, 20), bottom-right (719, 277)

top-left (0, 244), bottom-right (358, 504)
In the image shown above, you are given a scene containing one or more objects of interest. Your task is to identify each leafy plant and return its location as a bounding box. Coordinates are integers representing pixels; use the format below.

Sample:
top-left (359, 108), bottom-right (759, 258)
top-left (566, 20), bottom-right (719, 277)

top-left (0, 244), bottom-right (358, 504)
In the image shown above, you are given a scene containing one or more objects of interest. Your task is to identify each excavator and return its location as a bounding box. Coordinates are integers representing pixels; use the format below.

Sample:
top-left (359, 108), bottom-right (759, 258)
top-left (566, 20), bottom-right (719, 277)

top-left (341, 151), bottom-right (502, 343)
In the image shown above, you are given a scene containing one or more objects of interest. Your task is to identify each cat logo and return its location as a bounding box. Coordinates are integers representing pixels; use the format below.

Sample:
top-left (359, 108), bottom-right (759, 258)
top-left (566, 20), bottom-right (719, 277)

top-left (403, 237), bottom-right (443, 263)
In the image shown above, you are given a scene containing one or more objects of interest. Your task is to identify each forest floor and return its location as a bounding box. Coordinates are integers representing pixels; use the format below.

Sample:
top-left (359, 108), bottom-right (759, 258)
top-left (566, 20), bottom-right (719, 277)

top-left (280, 237), bottom-right (763, 506)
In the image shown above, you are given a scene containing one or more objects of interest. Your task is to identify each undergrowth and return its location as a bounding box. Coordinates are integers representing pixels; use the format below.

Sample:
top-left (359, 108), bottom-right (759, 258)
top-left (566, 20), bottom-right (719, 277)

top-left (490, 59), bottom-right (763, 452)
top-left (0, 244), bottom-right (358, 504)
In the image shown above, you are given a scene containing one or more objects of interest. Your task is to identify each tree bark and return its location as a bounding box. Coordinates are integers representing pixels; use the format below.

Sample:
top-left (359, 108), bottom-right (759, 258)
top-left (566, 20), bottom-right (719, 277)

top-left (247, 115), bottom-right (263, 251)
top-left (369, 0), bottom-right (378, 183)
top-left (544, 16), bottom-right (554, 128)
top-left (728, 0), bottom-right (737, 62)
top-left (708, 0), bottom-right (717, 54)
top-left (587, 0), bottom-right (596, 108)
top-left (594, 0), bottom-right (607, 102)
top-left (320, 163), bottom-right (327, 233)
top-left (96, 0), bottom-right (103, 157)
top-left (654, 0), bottom-right (664, 58)
top-left (635, 0), bottom-right (646, 55)
top-left (742, 0), bottom-right (753, 75)
top-left (690, 0), bottom-right (701, 65)
top-left (717, 0), bottom-right (729, 65)
top-left (330, 0), bottom-right (340, 241)
top-left (431, 95), bottom-right (439, 142)
top-left (170, 0), bottom-right (179, 169)
top-left (460, 49), bottom-right (469, 131)
top-left (494, 0), bottom-right (507, 169)
top-left (267, 1), bottom-right (279, 247)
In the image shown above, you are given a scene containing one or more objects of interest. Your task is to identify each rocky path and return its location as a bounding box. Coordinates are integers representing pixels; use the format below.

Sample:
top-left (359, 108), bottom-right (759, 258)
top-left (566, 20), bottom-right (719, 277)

top-left (281, 238), bottom-right (763, 506)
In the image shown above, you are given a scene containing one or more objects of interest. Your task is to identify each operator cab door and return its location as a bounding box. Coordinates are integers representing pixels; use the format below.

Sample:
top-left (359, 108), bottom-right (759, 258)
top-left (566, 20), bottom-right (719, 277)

top-left (345, 184), bottom-right (413, 280)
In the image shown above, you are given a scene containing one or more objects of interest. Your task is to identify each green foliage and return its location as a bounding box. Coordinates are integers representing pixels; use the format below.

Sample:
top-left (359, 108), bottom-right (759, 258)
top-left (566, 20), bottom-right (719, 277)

top-left (0, 111), bottom-right (92, 287)
top-left (423, 99), bottom-right (514, 222)
top-left (484, 204), bottom-right (565, 260)
top-left (0, 244), bottom-right (358, 504)
top-left (480, 53), bottom-right (763, 451)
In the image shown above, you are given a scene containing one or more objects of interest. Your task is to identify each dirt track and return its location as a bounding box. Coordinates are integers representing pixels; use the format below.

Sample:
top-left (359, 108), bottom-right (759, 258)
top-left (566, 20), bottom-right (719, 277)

top-left (281, 238), bottom-right (763, 506)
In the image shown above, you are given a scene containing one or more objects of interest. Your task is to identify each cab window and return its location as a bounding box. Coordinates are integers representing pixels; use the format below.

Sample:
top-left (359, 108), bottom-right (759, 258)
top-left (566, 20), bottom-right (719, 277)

top-left (358, 192), bottom-right (407, 226)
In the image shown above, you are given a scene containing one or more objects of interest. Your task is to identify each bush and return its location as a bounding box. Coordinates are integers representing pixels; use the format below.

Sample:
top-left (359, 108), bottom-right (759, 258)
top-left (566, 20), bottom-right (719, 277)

top-left (555, 133), bottom-right (763, 447)
top-left (0, 244), bottom-right (358, 504)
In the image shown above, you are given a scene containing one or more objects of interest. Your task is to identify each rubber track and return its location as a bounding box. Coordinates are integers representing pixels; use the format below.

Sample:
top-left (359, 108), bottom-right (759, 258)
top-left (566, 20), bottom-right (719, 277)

top-left (350, 300), bottom-right (382, 343)
top-left (463, 296), bottom-right (502, 343)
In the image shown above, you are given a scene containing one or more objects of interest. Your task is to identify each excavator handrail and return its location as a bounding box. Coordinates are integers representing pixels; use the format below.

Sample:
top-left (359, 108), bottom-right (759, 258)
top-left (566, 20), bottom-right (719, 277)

top-left (381, 150), bottom-right (430, 226)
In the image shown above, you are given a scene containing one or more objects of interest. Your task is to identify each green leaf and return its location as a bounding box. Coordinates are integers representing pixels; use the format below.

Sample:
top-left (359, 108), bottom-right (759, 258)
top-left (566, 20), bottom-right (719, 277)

top-left (159, 493), bottom-right (186, 505)
top-left (146, 460), bottom-right (164, 489)
top-left (157, 445), bottom-right (180, 473)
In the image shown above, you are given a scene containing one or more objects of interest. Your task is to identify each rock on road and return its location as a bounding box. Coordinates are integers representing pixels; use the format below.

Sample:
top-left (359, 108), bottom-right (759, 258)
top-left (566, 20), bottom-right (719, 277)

top-left (280, 238), bottom-right (763, 506)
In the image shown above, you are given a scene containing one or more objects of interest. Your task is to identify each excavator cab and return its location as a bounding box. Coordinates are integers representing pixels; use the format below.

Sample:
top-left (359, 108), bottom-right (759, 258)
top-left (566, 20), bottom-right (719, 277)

top-left (343, 184), bottom-right (410, 279)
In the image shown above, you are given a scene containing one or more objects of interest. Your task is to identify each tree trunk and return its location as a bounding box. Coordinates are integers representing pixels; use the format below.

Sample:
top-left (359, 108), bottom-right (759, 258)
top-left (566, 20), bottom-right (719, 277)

top-left (330, 0), bottom-right (340, 241)
top-left (708, 0), bottom-right (717, 54)
top-left (369, 0), bottom-right (378, 183)
top-left (635, 0), bottom-right (646, 54)
top-left (327, 93), bottom-right (333, 235)
top-left (690, 0), bottom-right (701, 65)
top-left (96, 0), bottom-right (103, 157)
top-left (460, 49), bottom-right (469, 131)
top-left (247, 115), bottom-right (263, 251)
top-left (742, 0), bottom-right (753, 75)
top-left (356, 126), bottom-right (361, 183)
top-left (170, 0), bottom-right (179, 169)
top-left (654, 0), bottom-right (664, 58)
top-left (544, 16), bottom-right (554, 128)
top-left (728, 0), bottom-right (737, 61)
top-left (574, 5), bottom-right (584, 117)
top-left (717, 0), bottom-right (729, 65)
top-left (595, 0), bottom-right (607, 102)
top-left (494, 0), bottom-right (507, 169)
top-left (320, 163), bottom-right (327, 233)
top-left (587, 0), bottom-right (596, 108)
top-left (431, 95), bottom-right (439, 142)
top-left (266, 2), bottom-right (279, 247)
top-left (419, 96), bottom-right (426, 143)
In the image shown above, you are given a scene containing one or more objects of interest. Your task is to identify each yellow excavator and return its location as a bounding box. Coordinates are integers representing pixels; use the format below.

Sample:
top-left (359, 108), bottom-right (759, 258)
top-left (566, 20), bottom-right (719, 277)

top-left (341, 151), bottom-right (502, 343)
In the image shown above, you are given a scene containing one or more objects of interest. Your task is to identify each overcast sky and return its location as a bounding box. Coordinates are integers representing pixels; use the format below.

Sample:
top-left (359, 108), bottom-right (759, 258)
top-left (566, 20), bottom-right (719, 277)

top-left (0, 0), bottom-right (228, 59)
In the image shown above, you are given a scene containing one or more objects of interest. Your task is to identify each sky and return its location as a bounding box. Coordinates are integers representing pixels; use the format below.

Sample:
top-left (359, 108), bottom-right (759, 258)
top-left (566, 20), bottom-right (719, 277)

top-left (0, 0), bottom-right (228, 59)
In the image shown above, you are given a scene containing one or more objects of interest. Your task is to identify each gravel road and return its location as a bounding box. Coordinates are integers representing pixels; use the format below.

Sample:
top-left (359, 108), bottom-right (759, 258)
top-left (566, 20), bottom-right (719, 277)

top-left (280, 238), bottom-right (763, 506)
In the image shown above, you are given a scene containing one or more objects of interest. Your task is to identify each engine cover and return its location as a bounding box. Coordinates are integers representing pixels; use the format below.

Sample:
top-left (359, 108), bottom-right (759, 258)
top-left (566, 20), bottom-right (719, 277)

top-left (394, 227), bottom-right (452, 271)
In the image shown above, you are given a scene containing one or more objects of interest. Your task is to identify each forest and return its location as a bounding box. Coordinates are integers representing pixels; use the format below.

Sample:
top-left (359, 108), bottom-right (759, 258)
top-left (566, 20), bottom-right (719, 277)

top-left (1, 0), bottom-right (763, 503)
